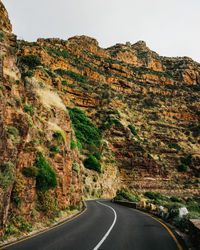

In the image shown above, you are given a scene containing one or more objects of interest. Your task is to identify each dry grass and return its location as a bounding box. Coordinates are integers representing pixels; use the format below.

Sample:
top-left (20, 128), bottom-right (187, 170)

top-left (35, 88), bottom-right (66, 111)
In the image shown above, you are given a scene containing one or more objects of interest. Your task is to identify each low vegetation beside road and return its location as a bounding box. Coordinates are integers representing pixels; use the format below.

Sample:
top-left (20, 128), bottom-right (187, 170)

top-left (114, 187), bottom-right (200, 232)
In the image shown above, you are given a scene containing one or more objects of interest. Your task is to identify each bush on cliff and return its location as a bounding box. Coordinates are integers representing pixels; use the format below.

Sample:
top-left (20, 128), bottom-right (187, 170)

top-left (54, 69), bottom-right (86, 83)
top-left (67, 107), bottom-right (101, 147)
top-left (20, 54), bottom-right (41, 69)
top-left (84, 155), bottom-right (101, 173)
top-left (53, 130), bottom-right (66, 145)
top-left (128, 124), bottom-right (139, 136)
top-left (34, 152), bottom-right (57, 191)
top-left (46, 47), bottom-right (69, 59)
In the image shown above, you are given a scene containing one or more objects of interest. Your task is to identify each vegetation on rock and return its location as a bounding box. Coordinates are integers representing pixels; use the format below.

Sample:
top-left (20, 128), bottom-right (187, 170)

top-left (34, 152), bottom-right (57, 191)
top-left (0, 162), bottom-right (15, 189)
top-left (67, 107), bottom-right (101, 147)
top-left (20, 54), bottom-right (41, 69)
top-left (84, 155), bottom-right (101, 173)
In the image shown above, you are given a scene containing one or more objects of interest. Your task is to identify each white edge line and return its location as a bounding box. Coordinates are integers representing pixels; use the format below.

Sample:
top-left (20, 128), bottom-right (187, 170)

top-left (93, 201), bottom-right (117, 250)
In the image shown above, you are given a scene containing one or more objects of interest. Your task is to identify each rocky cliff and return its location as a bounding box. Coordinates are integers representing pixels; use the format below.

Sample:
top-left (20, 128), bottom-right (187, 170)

top-left (0, 1), bottom-right (200, 240)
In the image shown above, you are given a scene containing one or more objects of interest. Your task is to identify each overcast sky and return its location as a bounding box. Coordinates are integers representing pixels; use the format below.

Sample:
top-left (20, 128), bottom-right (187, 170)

top-left (2, 0), bottom-right (200, 62)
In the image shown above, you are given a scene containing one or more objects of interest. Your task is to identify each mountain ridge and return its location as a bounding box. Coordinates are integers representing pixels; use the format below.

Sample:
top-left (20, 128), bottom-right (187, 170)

top-left (0, 0), bottom-right (199, 240)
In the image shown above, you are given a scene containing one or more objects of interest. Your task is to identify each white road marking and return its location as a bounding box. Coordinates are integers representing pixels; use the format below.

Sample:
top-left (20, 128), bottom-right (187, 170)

top-left (93, 201), bottom-right (117, 250)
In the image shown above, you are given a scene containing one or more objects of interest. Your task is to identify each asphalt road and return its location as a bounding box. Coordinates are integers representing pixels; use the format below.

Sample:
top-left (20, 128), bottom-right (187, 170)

top-left (1, 200), bottom-right (187, 250)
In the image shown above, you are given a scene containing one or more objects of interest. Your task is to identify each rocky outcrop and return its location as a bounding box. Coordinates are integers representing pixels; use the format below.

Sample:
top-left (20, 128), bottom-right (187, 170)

top-left (0, 1), bottom-right (12, 34)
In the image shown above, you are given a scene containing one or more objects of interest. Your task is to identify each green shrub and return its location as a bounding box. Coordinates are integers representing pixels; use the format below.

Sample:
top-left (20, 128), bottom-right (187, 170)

top-left (34, 152), bottom-right (57, 191)
top-left (53, 130), bottom-right (66, 145)
top-left (2, 223), bottom-right (17, 241)
top-left (27, 117), bottom-right (34, 127)
top-left (144, 192), bottom-right (164, 200)
top-left (164, 202), bottom-right (184, 221)
top-left (93, 152), bottom-right (101, 160)
top-left (168, 144), bottom-right (181, 151)
top-left (66, 70), bottom-right (86, 83)
top-left (24, 103), bottom-right (34, 116)
top-left (106, 110), bottom-right (121, 118)
top-left (46, 47), bottom-right (69, 59)
top-left (71, 137), bottom-right (76, 150)
top-left (22, 71), bottom-right (34, 78)
top-left (72, 163), bottom-right (80, 173)
top-left (0, 30), bottom-right (6, 42)
top-left (82, 176), bottom-right (86, 184)
top-left (17, 218), bottom-right (32, 232)
top-left (61, 81), bottom-right (76, 89)
top-left (67, 107), bottom-right (101, 147)
top-left (49, 145), bottom-right (60, 158)
top-left (71, 184), bottom-right (75, 193)
top-left (170, 196), bottom-right (181, 202)
top-left (44, 69), bottom-right (55, 77)
top-left (69, 205), bottom-right (78, 211)
top-left (100, 116), bottom-right (122, 131)
top-left (178, 164), bottom-right (188, 172)
top-left (128, 124), bottom-right (139, 135)
top-left (36, 190), bottom-right (59, 216)
top-left (114, 187), bottom-right (139, 202)
top-left (62, 80), bottom-right (68, 86)
top-left (49, 146), bottom-right (60, 153)
top-left (93, 176), bottom-right (97, 182)
top-left (54, 69), bottom-right (86, 83)
top-left (181, 155), bottom-right (192, 166)
top-left (195, 171), bottom-right (200, 178)
top-left (6, 126), bottom-right (19, 142)
top-left (77, 141), bottom-right (82, 152)
top-left (91, 189), bottom-right (95, 196)
top-left (20, 54), bottom-right (41, 69)
top-left (84, 155), bottom-right (101, 173)
top-left (13, 195), bottom-right (22, 206)
top-left (0, 162), bottom-right (15, 189)
top-left (22, 166), bottom-right (38, 178)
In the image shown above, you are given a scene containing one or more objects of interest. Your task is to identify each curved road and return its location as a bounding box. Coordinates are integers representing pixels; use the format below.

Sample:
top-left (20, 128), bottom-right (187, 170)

top-left (1, 200), bottom-right (187, 250)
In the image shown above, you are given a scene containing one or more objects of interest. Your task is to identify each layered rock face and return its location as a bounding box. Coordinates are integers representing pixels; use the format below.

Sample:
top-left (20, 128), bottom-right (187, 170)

top-left (0, 1), bottom-right (12, 33)
top-left (0, 2), bottom-right (83, 238)
top-left (0, 0), bottom-right (200, 239)
top-left (17, 35), bottom-right (200, 196)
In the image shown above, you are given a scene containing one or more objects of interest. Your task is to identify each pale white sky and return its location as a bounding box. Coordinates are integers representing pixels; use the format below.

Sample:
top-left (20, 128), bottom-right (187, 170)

top-left (2, 0), bottom-right (200, 62)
